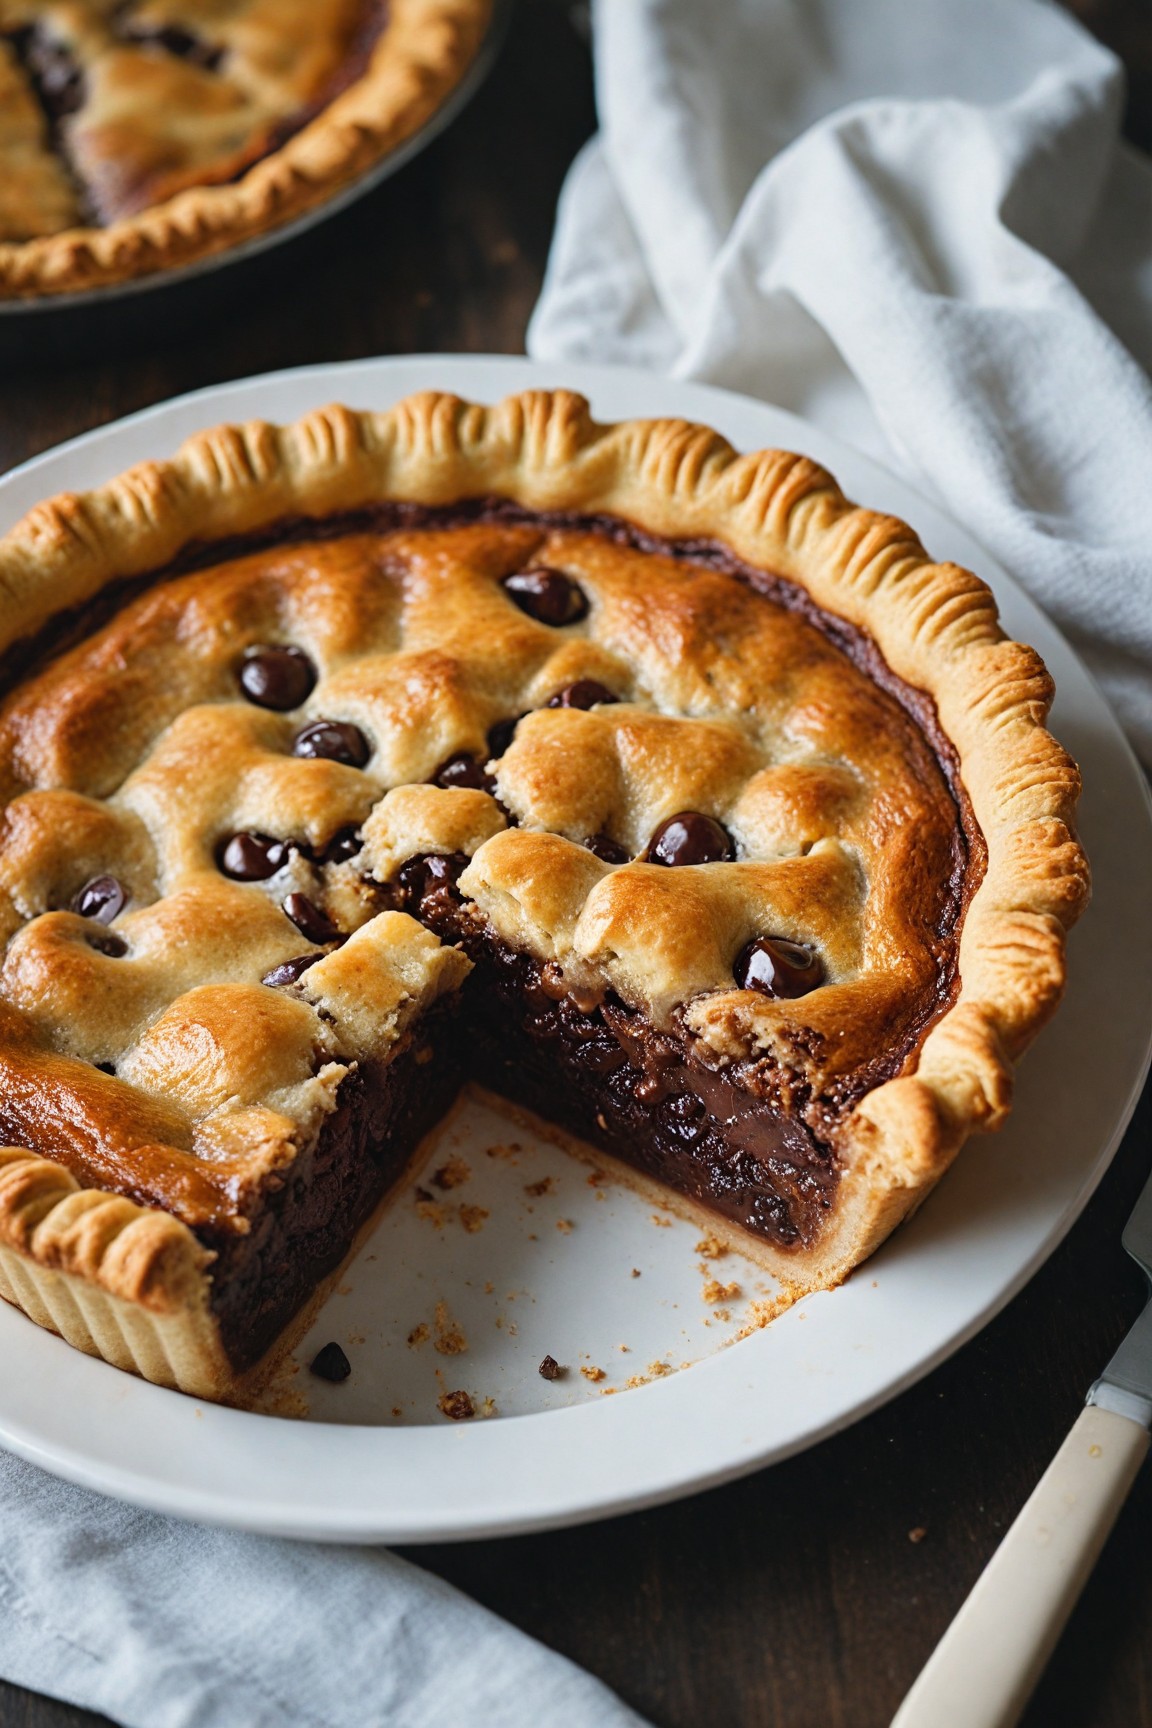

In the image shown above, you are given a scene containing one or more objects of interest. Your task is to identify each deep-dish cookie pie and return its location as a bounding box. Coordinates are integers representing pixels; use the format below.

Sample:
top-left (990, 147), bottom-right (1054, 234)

top-left (0, 0), bottom-right (492, 300)
top-left (0, 390), bottom-right (1089, 1401)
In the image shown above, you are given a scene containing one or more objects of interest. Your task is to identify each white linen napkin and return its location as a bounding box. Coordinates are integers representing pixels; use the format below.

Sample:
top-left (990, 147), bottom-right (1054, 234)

top-left (0, 1449), bottom-right (647, 1728)
top-left (529, 0), bottom-right (1152, 767)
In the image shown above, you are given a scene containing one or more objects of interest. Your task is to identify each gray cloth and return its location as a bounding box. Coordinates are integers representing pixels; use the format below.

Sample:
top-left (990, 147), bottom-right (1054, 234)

top-left (0, 1451), bottom-right (647, 1728)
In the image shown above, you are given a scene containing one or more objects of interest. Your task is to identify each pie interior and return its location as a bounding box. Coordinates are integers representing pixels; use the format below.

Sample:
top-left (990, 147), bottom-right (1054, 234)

top-left (0, 0), bottom-right (492, 299)
top-left (0, 391), bottom-right (1089, 1402)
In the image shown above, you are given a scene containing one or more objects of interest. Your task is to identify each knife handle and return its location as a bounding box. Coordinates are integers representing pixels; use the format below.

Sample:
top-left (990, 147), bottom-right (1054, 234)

top-left (891, 1404), bottom-right (1149, 1728)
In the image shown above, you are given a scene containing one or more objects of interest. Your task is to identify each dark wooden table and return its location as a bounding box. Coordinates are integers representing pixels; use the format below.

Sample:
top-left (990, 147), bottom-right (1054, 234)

top-left (1, 4), bottom-right (1150, 1724)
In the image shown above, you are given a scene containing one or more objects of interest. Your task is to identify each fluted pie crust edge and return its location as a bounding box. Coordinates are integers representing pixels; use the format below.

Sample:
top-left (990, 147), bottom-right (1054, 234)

top-left (0, 0), bottom-right (492, 302)
top-left (0, 389), bottom-right (1089, 1399)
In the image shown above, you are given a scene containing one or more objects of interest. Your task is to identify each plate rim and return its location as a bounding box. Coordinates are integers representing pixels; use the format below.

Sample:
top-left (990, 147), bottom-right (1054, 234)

top-left (0, 352), bottom-right (1148, 1544)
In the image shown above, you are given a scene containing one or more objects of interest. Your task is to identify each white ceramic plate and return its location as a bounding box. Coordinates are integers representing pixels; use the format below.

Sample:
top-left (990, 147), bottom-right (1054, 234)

top-left (0, 356), bottom-right (1148, 1544)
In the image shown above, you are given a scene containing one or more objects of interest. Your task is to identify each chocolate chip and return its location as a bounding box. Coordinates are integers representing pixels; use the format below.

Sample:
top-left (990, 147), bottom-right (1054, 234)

top-left (733, 936), bottom-right (824, 999)
top-left (547, 680), bottom-right (618, 710)
top-left (218, 832), bottom-right (290, 881)
top-left (438, 1389), bottom-right (475, 1421)
top-left (487, 716), bottom-right (522, 758)
top-left (293, 719), bottom-right (370, 768)
top-left (262, 953), bottom-right (322, 988)
top-left (433, 753), bottom-right (492, 792)
top-left (321, 826), bottom-right (363, 864)
top-left (397, 852), bottom-right (468, 915)
top-left (646, 812), bottom-right (734, 867)
top-left (87, 931), bottom-right (127, 958)
top-left (282, 893), bottom-right (340, 945)
top-left (584, 833), bottom-right (629, 865)
top-left (502, 567), bottom-right (588, 626)
top-left (238, 645), bottom-right (316, 710)
top-left (125, 22), bottom-right (224, 71)
top-left (538, 1355), bottom-right (564, 1381)
top-left (72, 874), bottom-right (126, 924)
top-left (309, 1342), bottom-right (351, 1383)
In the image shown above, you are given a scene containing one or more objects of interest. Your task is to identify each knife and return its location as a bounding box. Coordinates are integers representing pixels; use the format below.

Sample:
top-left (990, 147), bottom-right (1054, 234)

top-left (891, 1166), bottom-right (1152, 1728)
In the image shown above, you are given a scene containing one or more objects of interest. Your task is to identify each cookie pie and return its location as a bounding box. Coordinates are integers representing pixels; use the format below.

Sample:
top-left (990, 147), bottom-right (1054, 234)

top-left (0, 0), bottom-right (492, 299)
top-left (0, 390), bottom-right (1089, 1401)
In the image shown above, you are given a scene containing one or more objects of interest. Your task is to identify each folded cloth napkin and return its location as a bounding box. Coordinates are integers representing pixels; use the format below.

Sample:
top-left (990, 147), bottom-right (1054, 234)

top-left (529, 0), bottom-right (1152, 767)
top-left (0, 1450), bottom-right (647, 1728)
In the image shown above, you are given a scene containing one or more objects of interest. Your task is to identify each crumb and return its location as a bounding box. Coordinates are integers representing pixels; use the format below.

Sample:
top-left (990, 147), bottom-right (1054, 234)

top-left (624, 1374), bottom-right (646, 1389)
top-left (477, 1396), bottom-right (498, 1418)
top-left (647, 1360), bottom-right (672, 1377)
top-left (407, 1322), bottom-right (429, 1349)
top-left (432, 1155), bottom-right (471, 1191)
top-left (538, 1354), bottom-right (564, 1381)
top-left (586, 1168), bottom-right (606, 1187)
top-left (732, 1288), bottom-right (802, 1340)
top-left (555, 1217), bottom-right (574, 1234)
top-left (631, 1268), bottom-right (641, 1278)
top-left (433, 1300), bottom-right (467, 1357)
top-left (348, 1332), bottom-right (365, 1346)
top-left (524, 1177), bottom-right (554, 1198)
top-left (713, 1309), bottom-right (731, 1323)
top-left (486, 1141), bottom-right (522, 1160)
top-left (528, 1232), bottom-right (538, 1240)
top-left (908, 1527), bottom-right (927, 1544)
top-left (595, 1112), bottom-right (608, 1131)
top-left (438, 1389), bottom-right (474, 1421)
top-left (391, 1406), bottom-right (402, 1418)
top-left (309, 1342), bottom-right (351, 1383)
top-left (415, 1198), bottom-right (447, 1228)
top-left (459, 1204), bottom-right (490, 1234)
top-left (695, 1234), bottom-right (730, 1260)
top-left (600, 1386), bottom-right (618, 1396)
top-left (594, 1190), bottom-right (606, 1201)
top-left (484, 1280), bottom-right (495, 1295)
top-left (702, 1278), bottom-right (742, 1305)
top-left (618, 1343), bottom-right (630, 1353)
top-left (650, 1214), bottom-right (671, 1229)
top-left (580, 1365), bottom-right (606, 1383)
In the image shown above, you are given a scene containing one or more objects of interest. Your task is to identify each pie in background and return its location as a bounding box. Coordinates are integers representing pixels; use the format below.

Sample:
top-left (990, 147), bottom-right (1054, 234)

top-left (0, 390), bottom-right (1089, 1401)
top-left (0, 0), bottom-right (493, 299)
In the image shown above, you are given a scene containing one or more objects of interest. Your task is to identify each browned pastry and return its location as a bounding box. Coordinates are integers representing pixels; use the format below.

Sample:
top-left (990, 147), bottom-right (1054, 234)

top-left (0, 390), bottom-right (1089, 1401)
top-left (0, 0), bottom-right (492, 298)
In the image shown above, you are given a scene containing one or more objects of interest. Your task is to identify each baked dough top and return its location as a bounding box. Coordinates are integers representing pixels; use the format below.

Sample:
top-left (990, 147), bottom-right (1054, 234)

top-left (0, 508), bottom-right (970, 1227)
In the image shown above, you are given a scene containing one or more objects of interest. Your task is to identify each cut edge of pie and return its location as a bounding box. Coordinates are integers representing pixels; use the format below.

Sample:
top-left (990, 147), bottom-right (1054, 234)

top-left (0, 0), bottom-right (493, 301)
top-left (0, 389), bottom-right (1090, 1402)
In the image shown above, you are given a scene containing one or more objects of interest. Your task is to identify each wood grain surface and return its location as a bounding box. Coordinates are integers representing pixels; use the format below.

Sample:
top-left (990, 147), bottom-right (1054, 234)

top-left (1, 4), bottom-right (1150, 1724)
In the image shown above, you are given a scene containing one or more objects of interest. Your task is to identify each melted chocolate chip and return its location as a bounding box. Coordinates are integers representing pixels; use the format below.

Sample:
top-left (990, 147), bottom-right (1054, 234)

top-left (547, 680), bottom-right (618, 710)
top-left (439, 1389), bottom-right (475, 1421)
top-left (397, 852), bottom-right (468, 916)
top-left (322, 826), bottom-right (363, 864)
top-left (71, 874), bottom-right (126, 924)
top-left (238, 644), bottom-right (316, 710)
top-left (486, 716), bottom-right (522, 758)
top-left (433, 753), bottom-right (492, 793)
top-left (502, 567), bottom-right (589, 626)
top-left (646, 812), bottom-right (735, 868)
top-left (87, 931), bottom-right (127, 958)
top-left (13, 26), bottom-right (85, 120)
top-left (293, 719), bottom-right (371, 768)
top-left (584, 833), bottom-right (630, 865)
top-left (309, 1342), bottom-right (351, 1383)
top-left (218, 832), bottom-right (290, 881)
top-left (282, 893), bottom-right (340, 945)
top-left (733, 936), bottom-right (824, 999)
top-left (124, 23), bottom-right (224, 72)
top-left (262, 953), bottom-right (322, 988)
top-left (538, 1355), bottom-right (564, 1381)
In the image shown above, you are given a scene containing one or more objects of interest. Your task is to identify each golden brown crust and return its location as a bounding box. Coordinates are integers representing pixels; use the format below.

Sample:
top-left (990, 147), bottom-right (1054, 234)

top-left (0, 388), bottom-right (1090, 1386)
top-left (0, 0), bottom-right (493, 300)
